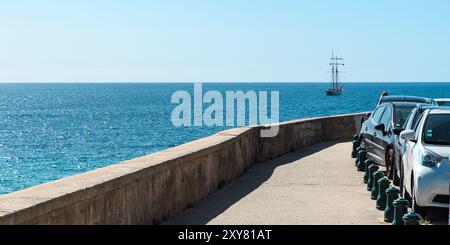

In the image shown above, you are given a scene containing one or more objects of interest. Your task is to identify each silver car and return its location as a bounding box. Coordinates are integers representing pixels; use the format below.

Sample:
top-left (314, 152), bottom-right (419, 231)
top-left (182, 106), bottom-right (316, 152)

top-left (435, 98), bottom-right (450, 106)
top-left (400, 108), bottom-right (450, 216)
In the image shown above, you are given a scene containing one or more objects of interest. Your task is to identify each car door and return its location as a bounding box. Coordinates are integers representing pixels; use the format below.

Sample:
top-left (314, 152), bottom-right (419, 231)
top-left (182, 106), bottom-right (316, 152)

top-left (373, 105), bottom-right (393, 164)
top-left (395, 109), bottom-right (416, 170)
top-left (403, 112), bottom-right (426, 194)
top-left (364, 106), bottom-right (386, 160)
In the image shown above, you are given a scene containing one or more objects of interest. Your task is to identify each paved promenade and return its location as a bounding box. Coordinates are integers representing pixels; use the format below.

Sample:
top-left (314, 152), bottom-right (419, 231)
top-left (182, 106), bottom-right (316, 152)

top-left (167, 141), bottom-right (388, 225)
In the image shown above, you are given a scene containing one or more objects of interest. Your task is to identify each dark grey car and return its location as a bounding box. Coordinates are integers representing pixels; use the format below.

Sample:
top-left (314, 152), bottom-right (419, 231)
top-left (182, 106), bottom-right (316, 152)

top-left (360, 102), bottom-right (417, 181)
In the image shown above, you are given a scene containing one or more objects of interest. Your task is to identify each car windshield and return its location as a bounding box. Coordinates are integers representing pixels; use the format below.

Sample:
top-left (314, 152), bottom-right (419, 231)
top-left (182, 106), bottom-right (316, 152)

top-left (394, 107), bottom-right (414, 128)
top-left (423, 114), bottom-right (450, 145)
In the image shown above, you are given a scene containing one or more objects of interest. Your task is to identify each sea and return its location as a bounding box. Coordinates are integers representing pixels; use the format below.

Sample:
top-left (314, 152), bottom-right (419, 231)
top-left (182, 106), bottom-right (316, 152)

top-left (1, 82), bottom-right (450, 194)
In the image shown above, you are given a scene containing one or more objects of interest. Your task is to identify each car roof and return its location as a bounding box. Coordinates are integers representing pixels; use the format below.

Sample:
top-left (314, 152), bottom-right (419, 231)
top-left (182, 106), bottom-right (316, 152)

top-left (435, 98), bottom-right (450, 102)
top-left (428, 107), bottom-right (450, 114)
top-left (380, 95), bottom-right (433, 103)
top-left (416, 103), bottom-right (439, 109)
top-left (379, 101), bottom-right (422, 108)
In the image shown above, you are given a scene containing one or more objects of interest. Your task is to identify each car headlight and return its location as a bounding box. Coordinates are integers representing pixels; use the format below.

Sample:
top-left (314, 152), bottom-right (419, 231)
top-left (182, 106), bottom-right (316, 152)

top-left (420, 149), bottom-right (443, 167)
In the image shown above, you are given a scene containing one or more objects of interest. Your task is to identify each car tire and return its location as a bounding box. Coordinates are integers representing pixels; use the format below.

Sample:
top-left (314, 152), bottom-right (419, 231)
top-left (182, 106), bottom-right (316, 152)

top-left (402, 171), bottom-right (412, 206)
top-left (399, 163), bottom-right (405, 194)
top-left (412, 180), bottom-right (427, 218)
top-left (403, 188), bottom-right (412, 207)
top-left (360, 137), bottom-right (365, 149)
top-left (385, 148), bottom-right (395, 180)
top-left (392, 159), bottom-right (400, 186)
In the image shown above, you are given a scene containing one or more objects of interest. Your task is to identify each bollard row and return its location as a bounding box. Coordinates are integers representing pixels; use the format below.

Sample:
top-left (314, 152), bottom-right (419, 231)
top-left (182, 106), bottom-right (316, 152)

top-left (352, 142), bottom-right (421, 225)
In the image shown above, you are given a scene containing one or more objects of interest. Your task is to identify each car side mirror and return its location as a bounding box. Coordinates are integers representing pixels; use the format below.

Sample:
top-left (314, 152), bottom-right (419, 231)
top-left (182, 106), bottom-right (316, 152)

top-left (393, 127), bottom-right (404, 136)
top-left (365, 112), bottom-right (372, 118)
top-left (375, 123), bottom-right (385, 132)
top-left (400, 130), bottom-right (416, 142)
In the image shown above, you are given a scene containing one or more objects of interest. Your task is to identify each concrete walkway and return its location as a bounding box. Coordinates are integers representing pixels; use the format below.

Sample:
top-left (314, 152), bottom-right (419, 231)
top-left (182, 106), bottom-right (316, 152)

top-left (167, 141), bottom-right (389, 225)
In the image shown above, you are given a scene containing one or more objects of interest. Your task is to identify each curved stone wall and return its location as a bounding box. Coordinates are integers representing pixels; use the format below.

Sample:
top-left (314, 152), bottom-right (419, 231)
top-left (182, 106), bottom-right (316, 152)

top-left (0, 113), bottom-right (364, 225)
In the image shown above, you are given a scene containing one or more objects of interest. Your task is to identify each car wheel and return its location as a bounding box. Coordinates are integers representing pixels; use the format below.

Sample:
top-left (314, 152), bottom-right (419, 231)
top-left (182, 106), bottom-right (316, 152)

top-left (392, 159), bottom-right (400, 186)
top-left (399, 163), bottom-right (405, 194)
top-left (412, 180), bottom-right (427, 218)
top-left (403, 186), bottom-right (412, 207)
top-left (385, 148), bottom-right (395, 180)
top-left (360, 137), bottom-right (365, 149)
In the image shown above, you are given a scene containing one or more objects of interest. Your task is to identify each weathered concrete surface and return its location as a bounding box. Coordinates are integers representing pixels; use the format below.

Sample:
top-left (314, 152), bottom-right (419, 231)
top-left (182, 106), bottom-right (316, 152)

top-left (0, 113), bottom-right (365, 225)
top-left (167, 142), bottom-right (387, 225)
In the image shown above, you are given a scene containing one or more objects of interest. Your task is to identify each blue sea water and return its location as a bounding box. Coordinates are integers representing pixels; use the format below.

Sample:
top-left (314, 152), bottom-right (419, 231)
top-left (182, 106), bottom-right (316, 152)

top-left (1, 82), bottom-right (450, 194)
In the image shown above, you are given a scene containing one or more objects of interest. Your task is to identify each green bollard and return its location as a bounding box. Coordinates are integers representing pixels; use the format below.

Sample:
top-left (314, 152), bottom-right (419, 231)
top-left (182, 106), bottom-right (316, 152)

top-left (351, 135), bottom-right (360, 157)
top-left (364, 159), bottom-right (376, 184)
top-left (384, 187), bottom-right (400, 223)
top-left (392, 198), bottom-right (410, 225)
top-left (352, 140), bottom-right (360, 158)
top-left (376, 177), bottom-right (391, 210)
top-left (371, 171), bottom-right (384, 200)
top-left (367, 164), bottom-right (380, 191)
top-left (403, 212), bottom-right (422, 225)
top-left (356, 150), bottom-right (367, 172)
top-left (355, 147), bottom-right (363, 166)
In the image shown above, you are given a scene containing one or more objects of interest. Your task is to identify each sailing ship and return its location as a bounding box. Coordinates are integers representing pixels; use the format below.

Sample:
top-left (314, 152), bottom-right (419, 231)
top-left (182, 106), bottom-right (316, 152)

top-left (326, 51), bottom-right (344, 96)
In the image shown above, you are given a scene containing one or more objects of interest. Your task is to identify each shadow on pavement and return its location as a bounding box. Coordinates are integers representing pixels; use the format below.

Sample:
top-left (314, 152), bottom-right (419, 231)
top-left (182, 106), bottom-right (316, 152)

top-left (428, 208), bottom-right (448, 225)
top-left (166, 141), bottom-right (342, 225)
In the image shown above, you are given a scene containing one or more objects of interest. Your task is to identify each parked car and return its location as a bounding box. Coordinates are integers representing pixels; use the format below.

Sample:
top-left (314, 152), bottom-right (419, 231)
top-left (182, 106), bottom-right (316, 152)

top-left (435, 98), bottom-right (450, 106)
top-left (377, 95), bottom-right (437, 107)
top-left (360, 102), bottom-right (417, 180)
top-left (392, 104), bottom-right (438, 187)
top-left (362, 95), bottom-right (436, 126)
top-left (400, 108), bottom-right (450, 216)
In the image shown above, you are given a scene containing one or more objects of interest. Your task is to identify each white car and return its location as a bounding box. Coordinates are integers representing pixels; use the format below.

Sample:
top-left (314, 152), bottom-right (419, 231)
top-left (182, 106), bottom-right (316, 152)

top-left (435, 98), bottom-right (450, 107)
top-left (400, 108), bottom-right (450, 216)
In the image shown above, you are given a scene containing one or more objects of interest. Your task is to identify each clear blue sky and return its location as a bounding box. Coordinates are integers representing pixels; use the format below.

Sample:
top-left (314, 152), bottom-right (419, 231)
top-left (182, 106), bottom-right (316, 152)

top-left (0, 0), bottom-right (449, 82)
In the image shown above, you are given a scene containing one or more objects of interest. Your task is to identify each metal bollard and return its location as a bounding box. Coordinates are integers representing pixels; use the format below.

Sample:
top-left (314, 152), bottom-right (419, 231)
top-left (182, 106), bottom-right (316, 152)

top-left (371, 171), bottom-right (385, 200)
top-left (352, 140), bottom-right (360, 158)
top-left (364, 159), bottom-right (376, 184)
top-left (403, 212), bottom-right (422, 225)
top-left (384, 187), bottom-right (400, 223)
top-left (355, 147), bottom-right (363, 166)
top-left (367, 164), bottom-right (380, 191)
top-left (376, 177), bottom-right (391, 210)
top-left (392, 198), bottom-right (410, 225)
top-left (356, 150), bottom-right (367, 172)
top-left (351, 135), bottom-right (360, 159)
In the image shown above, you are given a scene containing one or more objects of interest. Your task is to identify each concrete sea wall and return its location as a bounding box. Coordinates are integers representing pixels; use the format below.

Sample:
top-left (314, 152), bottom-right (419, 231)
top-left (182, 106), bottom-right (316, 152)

top-left (0, 113), bottom-right (365, 225)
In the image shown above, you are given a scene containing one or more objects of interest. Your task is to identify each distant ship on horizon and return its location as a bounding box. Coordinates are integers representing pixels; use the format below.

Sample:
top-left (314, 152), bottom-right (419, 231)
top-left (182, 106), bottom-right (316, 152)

top-left (326, 51), bottom-right (344, 96)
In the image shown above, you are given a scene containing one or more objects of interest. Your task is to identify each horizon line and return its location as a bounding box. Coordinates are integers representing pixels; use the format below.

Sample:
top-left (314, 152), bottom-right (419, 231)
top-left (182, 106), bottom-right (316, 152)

top-left (1, 81), bottom-right (450, 84)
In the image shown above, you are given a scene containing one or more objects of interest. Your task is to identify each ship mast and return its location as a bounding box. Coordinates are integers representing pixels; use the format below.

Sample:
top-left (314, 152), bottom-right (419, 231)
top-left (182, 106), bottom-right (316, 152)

top-left (330, 50), bottom-right (344, 89)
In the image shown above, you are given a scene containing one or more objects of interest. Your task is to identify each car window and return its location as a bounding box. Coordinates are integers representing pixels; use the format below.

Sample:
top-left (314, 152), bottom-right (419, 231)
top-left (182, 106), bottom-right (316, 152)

top-left (404, 109), bottom-right (416, 129)
top-left (422, 114), bottom-right (450, 145)
top-left (372, 106), bottom-right (386, 123)
top-left (414, 112), bottom-right (427, 140)
top-left (379, 106), bottom-right (392, 128)
top-left (394, 106), bottom-right (414, 128)
top-left (413, 112), bottom-right (425, 131)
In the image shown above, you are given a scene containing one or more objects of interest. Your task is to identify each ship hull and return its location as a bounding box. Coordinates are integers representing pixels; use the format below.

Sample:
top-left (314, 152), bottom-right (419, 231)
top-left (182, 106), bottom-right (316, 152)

top-left (326, 88), bottom-right (343, 96)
